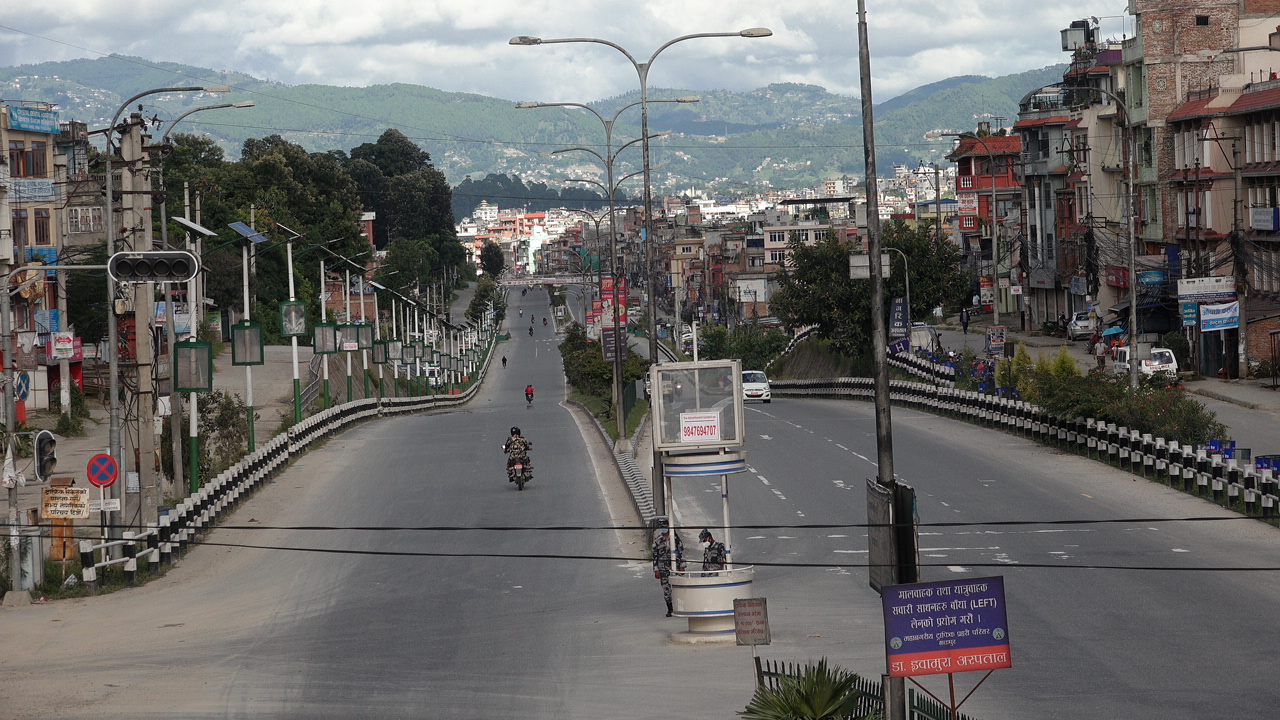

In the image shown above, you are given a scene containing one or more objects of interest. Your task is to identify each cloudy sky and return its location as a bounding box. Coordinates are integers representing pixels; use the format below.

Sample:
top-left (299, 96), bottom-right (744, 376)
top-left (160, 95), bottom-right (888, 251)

top-left (0, 1), bottom-right (1131, 102)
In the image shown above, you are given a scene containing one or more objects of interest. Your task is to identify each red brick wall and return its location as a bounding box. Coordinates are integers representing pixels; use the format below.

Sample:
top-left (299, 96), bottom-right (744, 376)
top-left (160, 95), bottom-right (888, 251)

top-left (1247, 314), bottom-right (1280, 362)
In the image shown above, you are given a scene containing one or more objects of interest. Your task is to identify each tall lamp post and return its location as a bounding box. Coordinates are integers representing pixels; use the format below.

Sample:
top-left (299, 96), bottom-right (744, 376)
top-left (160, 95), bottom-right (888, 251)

top-left (158, 100), bottom-right (255, 491)
top-left (512, 28), bottom-right (770, 504)
top-left (520, 100), bottom-right (671, 440)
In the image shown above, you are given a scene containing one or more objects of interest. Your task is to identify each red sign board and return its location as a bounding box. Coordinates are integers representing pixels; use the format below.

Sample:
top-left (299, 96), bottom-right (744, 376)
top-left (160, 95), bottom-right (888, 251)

top-left (86, 453), bottom-right (118, 488)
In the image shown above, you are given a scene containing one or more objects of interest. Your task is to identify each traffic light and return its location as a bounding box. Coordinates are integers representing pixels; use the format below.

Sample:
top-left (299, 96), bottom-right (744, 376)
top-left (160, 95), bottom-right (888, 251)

top-left (108, 251), bottom-right (200, 283)
top-left (34, 429), bottom-right (56, 483)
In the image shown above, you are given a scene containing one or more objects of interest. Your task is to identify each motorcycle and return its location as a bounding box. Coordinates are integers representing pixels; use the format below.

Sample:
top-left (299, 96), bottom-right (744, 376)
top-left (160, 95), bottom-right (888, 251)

top-left (509, 459), bottom-right (532, 490)
top-left (525, 389), bottom-right (534, 407)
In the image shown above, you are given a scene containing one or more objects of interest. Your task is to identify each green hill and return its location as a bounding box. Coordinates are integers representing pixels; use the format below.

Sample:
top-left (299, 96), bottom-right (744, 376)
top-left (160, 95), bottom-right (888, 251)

top-left (0, 54), bottom-right (1066, 194)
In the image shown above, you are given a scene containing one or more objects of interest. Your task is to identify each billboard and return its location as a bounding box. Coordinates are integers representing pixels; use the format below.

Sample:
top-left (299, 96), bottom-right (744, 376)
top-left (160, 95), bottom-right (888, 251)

top-left (1200, 301), bottom-right (1239, 331)
top-left (8, 106), bottom-right (60, 133)
top-left (883, 576), bottom-right (1012, 678)
top-left (1178, 276), bottom-right (1236, 303)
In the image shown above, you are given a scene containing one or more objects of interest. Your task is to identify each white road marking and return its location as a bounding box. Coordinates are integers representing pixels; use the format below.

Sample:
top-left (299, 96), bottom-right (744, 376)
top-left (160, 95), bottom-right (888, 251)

top-left (948, 566), bottom-right (969, 573)
top-left (827, 534), bottom-right (848, 538)
top-left (796, 511), bottom-right (806, 517)
top-left (836, 444), bottom-right (849, 451)
top-left (759, 435), bottom-right (772, 440)
top-left (771, 489), bottom-right (787, 500)
top-left (776, 536), bottom-right (797, 539)
top-left (746, 536), bottom-right (766, 540)
top-left (1172, 548), bottom-right (1190, 553)
top-left (833, 549), bottom-right (866, 554)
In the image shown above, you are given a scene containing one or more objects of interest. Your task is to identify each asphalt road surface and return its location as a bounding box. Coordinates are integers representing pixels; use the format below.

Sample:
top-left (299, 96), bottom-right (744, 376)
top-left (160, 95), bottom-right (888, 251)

top-left (5, 289), bottom-right (1277, 719)
top-left (0, 288), bottom-right (765, 719)
top-left (669, 394), bottom-right (1280, 719)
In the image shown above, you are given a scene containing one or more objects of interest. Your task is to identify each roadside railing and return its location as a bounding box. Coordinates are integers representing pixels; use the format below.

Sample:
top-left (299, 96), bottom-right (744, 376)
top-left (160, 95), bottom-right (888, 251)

top-left (772, 377), bottom-right (1279, 519)
top-left (137, 329), bottom-right (499, 574)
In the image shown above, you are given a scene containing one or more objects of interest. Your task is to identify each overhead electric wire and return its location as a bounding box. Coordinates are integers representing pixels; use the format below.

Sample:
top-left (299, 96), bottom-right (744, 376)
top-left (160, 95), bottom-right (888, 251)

top-left (155, 540), bottom-right (1280, 573)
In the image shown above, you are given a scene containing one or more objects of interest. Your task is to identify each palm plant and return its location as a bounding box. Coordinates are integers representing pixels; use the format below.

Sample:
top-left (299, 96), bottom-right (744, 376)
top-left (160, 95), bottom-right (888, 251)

top-left (740, 658), bottom-right (880, 720)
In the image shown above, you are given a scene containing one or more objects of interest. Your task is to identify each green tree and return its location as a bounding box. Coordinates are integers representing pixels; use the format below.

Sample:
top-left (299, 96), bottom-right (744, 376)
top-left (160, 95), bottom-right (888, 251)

top-left (64, 241), bottom-right (110, 345)
top-left (771, 222), bottom-right (969, 359)
top-left (480, 241), bottom-right (505, 279)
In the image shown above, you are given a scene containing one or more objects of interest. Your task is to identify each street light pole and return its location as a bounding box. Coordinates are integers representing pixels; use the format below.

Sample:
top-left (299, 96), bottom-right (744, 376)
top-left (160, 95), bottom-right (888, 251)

top-left (512, 27), bottom-right (771, 506)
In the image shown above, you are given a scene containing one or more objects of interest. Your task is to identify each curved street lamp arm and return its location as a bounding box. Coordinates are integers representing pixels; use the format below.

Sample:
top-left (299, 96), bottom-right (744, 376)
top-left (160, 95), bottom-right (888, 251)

top-left (109, 85), bottom-right (231, 147)
top-left (163, 101), bottom-right (255, 145)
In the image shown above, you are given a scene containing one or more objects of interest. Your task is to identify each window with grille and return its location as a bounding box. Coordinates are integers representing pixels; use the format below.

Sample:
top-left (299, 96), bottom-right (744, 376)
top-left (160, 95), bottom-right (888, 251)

top-left (960, 176), bottom-right (974, 189)
top-left (33, 209), bottom-right (50, 245)
top-left (11, 210), bottom-right (28, 246)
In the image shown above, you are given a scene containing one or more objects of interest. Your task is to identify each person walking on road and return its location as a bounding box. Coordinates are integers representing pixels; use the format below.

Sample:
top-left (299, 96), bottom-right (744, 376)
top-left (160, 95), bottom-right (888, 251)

top-left (652, 520), bottom-right (685, 617)
top-left (960, 308), bottom-right (971, 335)
top-left (1094, 336), bottom-right (1108, 369)
top-left (699, 529), bottom-right (727, 571)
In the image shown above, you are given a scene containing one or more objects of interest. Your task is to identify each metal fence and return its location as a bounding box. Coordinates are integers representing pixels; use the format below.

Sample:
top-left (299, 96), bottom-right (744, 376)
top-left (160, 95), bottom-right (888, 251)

top-left (71, 331), bottom-right (499, 588)
top-left (772, 376), bottom-right (1279, 518)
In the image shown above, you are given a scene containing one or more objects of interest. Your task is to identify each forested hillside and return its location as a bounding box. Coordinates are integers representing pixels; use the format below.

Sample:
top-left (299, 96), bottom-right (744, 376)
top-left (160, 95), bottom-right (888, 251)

top-left (0, 55), bottom-right (1066, 194)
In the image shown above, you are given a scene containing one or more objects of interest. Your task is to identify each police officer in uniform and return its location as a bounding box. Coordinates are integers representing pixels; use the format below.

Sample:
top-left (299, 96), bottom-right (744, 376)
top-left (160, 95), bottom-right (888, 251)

top-left (652, 519), bottom-right (685, 617)
top-left (699, 528), bottom-right (727, 571)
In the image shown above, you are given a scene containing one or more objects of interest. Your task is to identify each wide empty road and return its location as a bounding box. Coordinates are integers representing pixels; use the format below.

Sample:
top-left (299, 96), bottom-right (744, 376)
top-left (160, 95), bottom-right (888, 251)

top-left (667, 394), bottom-right (1280, 719)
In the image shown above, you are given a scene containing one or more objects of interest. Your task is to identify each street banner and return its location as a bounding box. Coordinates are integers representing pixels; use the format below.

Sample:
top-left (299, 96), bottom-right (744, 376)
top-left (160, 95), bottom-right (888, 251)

top-left (889, 297), bottom-right (908, 338)
top-left (1200, 301), bottom-right (1239, 331)
top-left (882, 576), bottom-right (1012, 678)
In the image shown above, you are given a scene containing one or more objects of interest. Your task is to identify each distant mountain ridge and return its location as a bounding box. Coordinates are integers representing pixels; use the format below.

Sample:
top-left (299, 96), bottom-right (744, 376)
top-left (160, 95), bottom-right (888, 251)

top-left (0, 55), bottom-right (1066, 194)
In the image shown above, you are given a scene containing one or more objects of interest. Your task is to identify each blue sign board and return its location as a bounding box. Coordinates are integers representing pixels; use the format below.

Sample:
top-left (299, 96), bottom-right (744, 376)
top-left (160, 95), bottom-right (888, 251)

top-left (883, 576), bottom-right (1012, 678)
top-left (888, 337), bottom-right (910, 355)
top-left (7, 106), bottom-right (60, 133)
top-left (33, 309), bottom-right (60, 333)
top-left (889, 297), bottom-right (908, 338)
top-left (1181, 302), bottom-right (1198, 327)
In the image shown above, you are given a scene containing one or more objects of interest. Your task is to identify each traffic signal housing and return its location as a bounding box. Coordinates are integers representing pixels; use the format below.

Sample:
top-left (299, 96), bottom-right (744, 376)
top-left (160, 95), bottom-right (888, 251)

top-left (108, 251), bottom-right (200, 283)
top-left (34, 429), bottom-right (56, 483)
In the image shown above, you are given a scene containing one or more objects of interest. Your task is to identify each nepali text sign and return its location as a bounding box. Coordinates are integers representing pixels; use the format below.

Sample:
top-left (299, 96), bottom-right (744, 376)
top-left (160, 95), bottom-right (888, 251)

top-left (680, 411), bottom-right (721, 443)
top-left (956, 193), bottom-right (978, 215)
top-left (41, 487), bottom-right (89, 520)
top-left (889, 297), bottom-right (908, 338)
top-left (8, 105), bottom-right (60, 133)
top-left (1178, 276), bottom-right (1236, 303)
top-left (734, 597), bottom-right (771, 646)
top-left (1201, 301), bottom-right (1239, 331)
top-left (883, 576), bottom-right (1011, 678)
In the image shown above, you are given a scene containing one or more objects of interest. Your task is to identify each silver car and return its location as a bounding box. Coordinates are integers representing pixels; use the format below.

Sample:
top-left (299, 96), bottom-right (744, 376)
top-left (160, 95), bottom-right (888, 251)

top-left (1067, 312), bottom-right (1098, 340)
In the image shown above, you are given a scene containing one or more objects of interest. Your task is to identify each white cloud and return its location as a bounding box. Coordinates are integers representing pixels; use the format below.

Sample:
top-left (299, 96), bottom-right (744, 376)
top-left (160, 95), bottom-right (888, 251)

top-left (0, 0), bottom-right (1132, 101)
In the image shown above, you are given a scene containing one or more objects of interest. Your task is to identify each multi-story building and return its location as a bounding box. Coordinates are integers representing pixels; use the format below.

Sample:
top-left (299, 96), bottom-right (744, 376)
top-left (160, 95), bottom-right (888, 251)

top-left (945, 125), bottom-right (1022, 316)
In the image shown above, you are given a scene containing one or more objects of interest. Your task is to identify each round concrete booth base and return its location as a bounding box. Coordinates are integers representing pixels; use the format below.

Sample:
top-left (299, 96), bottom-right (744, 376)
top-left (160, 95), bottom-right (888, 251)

top-left (668, 566), bottom-right (754, 644)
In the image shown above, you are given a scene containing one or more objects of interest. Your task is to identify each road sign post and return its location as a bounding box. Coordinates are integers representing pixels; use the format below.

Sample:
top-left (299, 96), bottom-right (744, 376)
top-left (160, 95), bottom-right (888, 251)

top-left (87, 453), bottom-right (119, 542)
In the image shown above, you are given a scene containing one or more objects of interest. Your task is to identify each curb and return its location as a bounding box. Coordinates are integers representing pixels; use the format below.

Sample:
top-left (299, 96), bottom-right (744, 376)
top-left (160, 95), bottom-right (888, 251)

top-left (1188, 387), bottom-right (1262, 411)
top-left (566, 399), bottom-right (657, 525)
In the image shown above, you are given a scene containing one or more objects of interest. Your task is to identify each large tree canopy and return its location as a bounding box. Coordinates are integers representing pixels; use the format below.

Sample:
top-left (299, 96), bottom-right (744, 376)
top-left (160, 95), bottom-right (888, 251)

top-left (771, 222), bottom-right (970, 358)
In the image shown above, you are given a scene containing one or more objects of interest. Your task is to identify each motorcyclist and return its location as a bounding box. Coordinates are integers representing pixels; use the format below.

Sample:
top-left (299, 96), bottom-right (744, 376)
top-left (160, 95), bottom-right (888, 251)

top-left (525, 384), bottom-right (534, 405)
top-left (519, 308), bottom-right (524, 317)
top-left (528, 326), bottom-right (534, 337)
top-left (542, 317), bottom-right (547, 326)
top-left (501, 355), bottom-right (507, 369)
top-left (503, 426), bottom-right (533, 481)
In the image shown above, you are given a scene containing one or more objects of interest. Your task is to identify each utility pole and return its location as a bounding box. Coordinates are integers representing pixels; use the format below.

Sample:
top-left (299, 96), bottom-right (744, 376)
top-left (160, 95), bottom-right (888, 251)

top-left (858, 4), bottom-right (908, 719)
top-left (122, 114), bottom-right (159, 528)
top-left (1233, 138), bottom-right (1249, 380)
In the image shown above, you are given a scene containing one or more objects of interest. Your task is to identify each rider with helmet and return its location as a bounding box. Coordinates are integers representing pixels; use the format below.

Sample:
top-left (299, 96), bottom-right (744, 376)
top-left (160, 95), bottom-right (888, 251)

top-left (503, 426), bottom-right (533, 481)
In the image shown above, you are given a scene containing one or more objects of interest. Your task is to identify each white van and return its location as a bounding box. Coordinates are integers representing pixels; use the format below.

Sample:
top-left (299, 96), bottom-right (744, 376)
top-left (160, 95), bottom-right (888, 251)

top-left (1113, 347), bottom-right (1178, 377)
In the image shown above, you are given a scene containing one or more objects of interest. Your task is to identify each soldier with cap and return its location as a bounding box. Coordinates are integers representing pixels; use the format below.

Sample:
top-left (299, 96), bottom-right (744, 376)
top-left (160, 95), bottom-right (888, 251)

top-left (699, 528), bottom-right (727, 571)
top-left (652, 519), bottom-right (686, 617)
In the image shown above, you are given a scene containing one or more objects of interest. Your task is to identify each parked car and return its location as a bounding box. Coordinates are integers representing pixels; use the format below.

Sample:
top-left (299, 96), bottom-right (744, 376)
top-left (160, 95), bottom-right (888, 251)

top-left (1113, 347), bottom-right (1179, 377)
top-left (1067, 312), bottom-right (1098, 340)
top-left (742, 370), bottom-right (771, 403)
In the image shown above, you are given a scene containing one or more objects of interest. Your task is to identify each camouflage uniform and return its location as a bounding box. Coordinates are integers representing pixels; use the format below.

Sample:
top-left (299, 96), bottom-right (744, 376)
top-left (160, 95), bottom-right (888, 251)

top-left (504, 435), bottom-right (533, 479)
top-left (652, 529), bottom-right (686, 616)
top-left (702, 541), bottom-right (727, 571)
